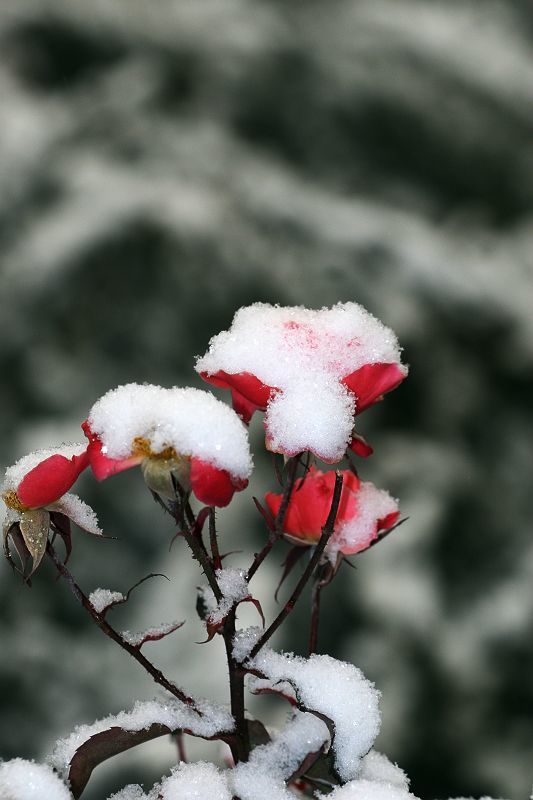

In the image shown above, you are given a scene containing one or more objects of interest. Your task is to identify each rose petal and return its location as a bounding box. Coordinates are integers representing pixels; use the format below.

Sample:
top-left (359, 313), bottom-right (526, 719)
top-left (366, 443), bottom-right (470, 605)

top-left (349, 434), bottom-right (374, 458)
top-left (377, 510), bottom-right (401, 532)
top-left (342, 362), bottom-right (408, 414)
top-left (87, 439), bottom-right (143, 481)
top-left (200, 370), bottom-right (275, 422)
top-left (190, 457), bottom-right (247, 507)
top-left (17, 451), bottom-right (90, 508)
top-left (265, 467), bottom-right (360, 543)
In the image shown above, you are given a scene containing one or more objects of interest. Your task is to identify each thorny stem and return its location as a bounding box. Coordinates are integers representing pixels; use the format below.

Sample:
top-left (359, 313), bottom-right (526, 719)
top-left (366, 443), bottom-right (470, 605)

top-left (308, 563), bottom-right (333, 656)
top-left (209, 507), bottom-right (222, 571)
top-left (45, 542), bottom-right (200, 711)
top-left (223, 608), bottom-right (250, 762)
top-left (172, 496), bottom-right (249, 763)
top-left (247, 456), bottom-right (300, 581)
top-left (182, 528), bottom-right (222, 603)
top-left (309, 574), bottom-right (322, 656)
top-left (249, 472), bottom-right (344, 660)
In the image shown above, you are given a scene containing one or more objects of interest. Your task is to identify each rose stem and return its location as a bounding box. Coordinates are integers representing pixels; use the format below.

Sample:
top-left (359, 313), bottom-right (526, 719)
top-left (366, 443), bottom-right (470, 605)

top-left (46, 542), bottom-right (200, 710)
top-left (249, 472), bottom-right (343, 660)
top-left (246, 455), bottom-right (300, 581)
top-left (172, 496), bottom-right (249, 762)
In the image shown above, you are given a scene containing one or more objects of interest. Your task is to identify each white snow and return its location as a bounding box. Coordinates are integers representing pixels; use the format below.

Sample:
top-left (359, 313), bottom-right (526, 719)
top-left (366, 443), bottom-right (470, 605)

top-left (231, 710), bottom-right (329, 800)
top-left (50, 493), bottom-right (102, 535)
top-left (2, 444), bottom-right (87, 493)
top-left (359, 751), bottom-right (409, 790)
top-left (156, 762), bottom-right (231, 800)
top-left (107, 787), bottom-right (147, 800)
top-left (50, 697), bottom-right (234, 777)
top-left (323, 778), bottom-right (417, 800)
top-left (248, 650), bottom-right (381, 782)
top-left (205, 568), bottom-right (250, 625)
top-left (0, 758), bottom-right (72, 800)
top-left (87, 384), bottom-right (252, 481)
top-left (121, 621), bottom-right (182, 647)
top-left (327, 482), bottom-right (399, 561)
top-left (232, 626), bottom-right (263, 663)
top-left (196, 302), bottom-right (406, 462)
top-left (89, 588), bottom-right (125, 614)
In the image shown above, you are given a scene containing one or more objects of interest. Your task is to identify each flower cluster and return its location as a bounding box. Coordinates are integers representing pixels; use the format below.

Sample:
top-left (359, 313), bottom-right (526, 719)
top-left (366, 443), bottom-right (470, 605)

top-left (1, 302), bottom-right (410, 800)
top-left (2, 303), bottom-right (406, 578)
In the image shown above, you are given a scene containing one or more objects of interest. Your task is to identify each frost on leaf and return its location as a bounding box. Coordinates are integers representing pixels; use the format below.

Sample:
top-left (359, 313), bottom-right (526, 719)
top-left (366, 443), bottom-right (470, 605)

top-left (50, 697), bottom-right (234, 797)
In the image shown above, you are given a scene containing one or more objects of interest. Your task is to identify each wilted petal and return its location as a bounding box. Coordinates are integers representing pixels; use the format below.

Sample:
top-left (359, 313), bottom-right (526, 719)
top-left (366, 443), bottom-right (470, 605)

top-left (19, 509), bottom-right (50, 573)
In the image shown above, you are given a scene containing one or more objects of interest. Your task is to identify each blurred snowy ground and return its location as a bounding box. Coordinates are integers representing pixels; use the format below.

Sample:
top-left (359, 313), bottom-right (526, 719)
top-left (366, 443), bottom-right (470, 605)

top-left (0, 1), bottom-right (532, 798)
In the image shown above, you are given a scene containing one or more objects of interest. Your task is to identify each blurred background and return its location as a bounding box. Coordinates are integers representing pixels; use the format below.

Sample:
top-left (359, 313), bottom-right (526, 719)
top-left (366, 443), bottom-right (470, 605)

top-left (0, 1), bottom-right (532, 798)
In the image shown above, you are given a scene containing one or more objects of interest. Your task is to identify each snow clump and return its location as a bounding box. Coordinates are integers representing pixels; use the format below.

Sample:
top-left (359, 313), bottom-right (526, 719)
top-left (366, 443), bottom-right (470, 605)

top-left (0, 758), bottom-right (72, 800)
top-left (248, 649), bottom-right (381, 781)
top-left (89, 588), bottom-right (125, 614)
top-left (156, 762), bottom-right (232, 800)
top-left (231, 710), bottom-right (329, 800)
top-left (87, 384), bottom-right (252, 481)
top-left (196, 302), bottom-right (407, 462)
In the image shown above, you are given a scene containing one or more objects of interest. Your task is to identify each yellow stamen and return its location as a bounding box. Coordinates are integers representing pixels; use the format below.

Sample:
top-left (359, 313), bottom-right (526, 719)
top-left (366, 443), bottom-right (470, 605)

top-left (132, 436), bottom-right (177, 461)
top-left (2, 490), bottom-right (29, 513)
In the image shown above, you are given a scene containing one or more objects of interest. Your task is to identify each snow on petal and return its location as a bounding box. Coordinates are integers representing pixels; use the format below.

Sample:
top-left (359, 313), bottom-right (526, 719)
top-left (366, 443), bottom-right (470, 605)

top-left (2, 444), bottom-right (89, 507)
top-left (156, 762), bottom-right (232, 800)
top-left (247, 650), bottom-right (381, 782)
top-left (86, 384), bottom-right (252, 483)
top-left (48, 493), bottom-right (102, 535)
top-left (196, 302), bottom-right (407, 462)
top-left (328, 482), bottom-right (399, 561)
top-left (0, 758), bottom-right (72, 800)
top-left (231, 710), bottom-right (329, 800)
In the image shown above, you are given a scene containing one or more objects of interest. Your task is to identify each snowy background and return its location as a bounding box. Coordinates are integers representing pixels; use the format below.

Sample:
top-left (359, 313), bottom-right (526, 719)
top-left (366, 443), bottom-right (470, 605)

top-left (0, 1), bottom-right (532, 798)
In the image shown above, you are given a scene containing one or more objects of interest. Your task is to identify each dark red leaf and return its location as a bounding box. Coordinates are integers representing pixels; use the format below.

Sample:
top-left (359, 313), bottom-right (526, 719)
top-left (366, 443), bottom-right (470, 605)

top-left (68, 723), bottom-right (171, 798)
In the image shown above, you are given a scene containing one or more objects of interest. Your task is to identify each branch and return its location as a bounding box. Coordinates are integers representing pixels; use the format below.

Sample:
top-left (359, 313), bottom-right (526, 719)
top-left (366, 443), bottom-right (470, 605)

top-left (249, 472), bottom-right (343, 659)
top-left (46, 543), bottom-right (200, 712)
top-left (247, 455), bottom-right (300, 581)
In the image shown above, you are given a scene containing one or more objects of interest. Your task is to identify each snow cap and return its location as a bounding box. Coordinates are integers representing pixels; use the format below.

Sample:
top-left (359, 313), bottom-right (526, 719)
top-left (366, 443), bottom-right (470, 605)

top-left (197, 302), bottom-right (407, 462)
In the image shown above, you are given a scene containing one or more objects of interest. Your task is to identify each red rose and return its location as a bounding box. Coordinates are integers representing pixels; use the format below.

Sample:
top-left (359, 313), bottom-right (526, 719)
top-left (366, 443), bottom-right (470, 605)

top-left (265, 467), bottom-right (399, 560)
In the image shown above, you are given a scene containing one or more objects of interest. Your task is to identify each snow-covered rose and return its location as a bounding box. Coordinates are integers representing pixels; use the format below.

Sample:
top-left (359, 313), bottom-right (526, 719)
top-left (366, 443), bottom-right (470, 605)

top-left (265, 467), bottom-right (399, 562)
top-left (1, 445), bottom-right (100, 575)
top-left (196, 302), bottom-right (407, 462)
top-left (83, 384), bottom-right (253, 507)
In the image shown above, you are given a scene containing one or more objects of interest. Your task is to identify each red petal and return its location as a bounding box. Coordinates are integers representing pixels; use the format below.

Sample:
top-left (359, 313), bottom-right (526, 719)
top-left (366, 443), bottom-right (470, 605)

top-left (200, 371), bottom-right (275, 421)
top-left (87, 439), bottom-right (143, 481)
top-left (230, 389), bottom-right (260, 425)
top-left (17, 450), bottom-right (90, 508)
top-left (349, 433), bottom-right (374, 458)
top-left (377, 510), bottom-right (400, 531)
top-left (265, 468), bottom-right (360, 542)
top-left (190, 458), bottom-right (247, 507)
top-left (342, 363), bottom-right (407, 414)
